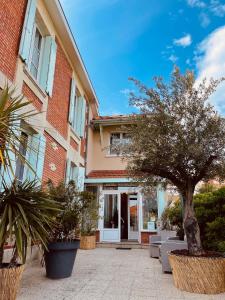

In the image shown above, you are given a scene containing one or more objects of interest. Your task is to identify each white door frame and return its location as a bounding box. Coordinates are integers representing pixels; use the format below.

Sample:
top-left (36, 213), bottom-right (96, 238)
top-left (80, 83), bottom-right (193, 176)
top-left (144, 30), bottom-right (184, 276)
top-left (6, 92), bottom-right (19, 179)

top-left (99, 190), bottom-right (121, 242)
top-left (128, 194), bottom-right (139, 240)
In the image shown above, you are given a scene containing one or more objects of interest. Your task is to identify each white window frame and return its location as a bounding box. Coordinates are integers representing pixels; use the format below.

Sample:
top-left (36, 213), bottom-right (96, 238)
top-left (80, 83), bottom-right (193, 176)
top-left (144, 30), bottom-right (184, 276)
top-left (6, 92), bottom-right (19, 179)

top-left (108, 132), bottom-right (131, 156)
top-left (72, 92), bottom-right (78, 131)
top-left (28, 23), bottom-right (44, 82)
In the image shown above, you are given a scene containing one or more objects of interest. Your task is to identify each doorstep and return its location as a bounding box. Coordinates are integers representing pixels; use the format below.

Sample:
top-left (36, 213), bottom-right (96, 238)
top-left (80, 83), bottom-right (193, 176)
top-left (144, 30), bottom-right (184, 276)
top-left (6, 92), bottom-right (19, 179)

top-left (96, 241), bottom-right (149, 249)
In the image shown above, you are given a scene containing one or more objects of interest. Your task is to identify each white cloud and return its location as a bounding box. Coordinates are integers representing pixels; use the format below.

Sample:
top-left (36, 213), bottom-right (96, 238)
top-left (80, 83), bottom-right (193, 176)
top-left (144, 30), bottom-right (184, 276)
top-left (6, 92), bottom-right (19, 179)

top-left (120, 88), bottom-right (135, 96)
top-left (168, 54), bottom-right (178, 63)
top-left (210, 0), bottom-right (225, 17)
top-left (196, 25), bottom-right (225, 114)
top-left (174, 34), bottom-right (192, 47)
top-left (187, 0), bottom-right (206, 8)
top-left (199, 12), bottom-right (211, 27)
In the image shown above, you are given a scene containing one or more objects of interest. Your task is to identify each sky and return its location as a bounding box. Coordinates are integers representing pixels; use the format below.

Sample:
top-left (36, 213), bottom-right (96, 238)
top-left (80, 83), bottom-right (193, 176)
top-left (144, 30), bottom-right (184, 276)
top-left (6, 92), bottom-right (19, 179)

top-left (60, 0), bottom-right (225, 115)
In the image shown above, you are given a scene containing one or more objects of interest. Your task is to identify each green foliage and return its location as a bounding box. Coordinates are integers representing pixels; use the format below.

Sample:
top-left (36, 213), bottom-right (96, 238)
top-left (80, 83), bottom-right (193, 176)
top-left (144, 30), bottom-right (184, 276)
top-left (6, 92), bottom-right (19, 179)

top-left (81, 191), bottom-right (99, 236)
top-left (161, 201), bottom-right (184, 239)
top-left (46, 180), bottom-right (83, 241)
top-left (0, 180), bottom-right (60, 266)
top-left (162, 187), bottom-right (225, 252)
top-left (126, 68), bottom-right (225, 189)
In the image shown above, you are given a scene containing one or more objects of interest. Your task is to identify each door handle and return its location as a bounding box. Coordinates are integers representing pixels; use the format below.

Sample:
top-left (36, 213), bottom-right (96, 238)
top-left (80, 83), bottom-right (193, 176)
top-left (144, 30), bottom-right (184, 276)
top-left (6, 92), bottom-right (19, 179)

top-left (121, 217), bottom-right (125, 224)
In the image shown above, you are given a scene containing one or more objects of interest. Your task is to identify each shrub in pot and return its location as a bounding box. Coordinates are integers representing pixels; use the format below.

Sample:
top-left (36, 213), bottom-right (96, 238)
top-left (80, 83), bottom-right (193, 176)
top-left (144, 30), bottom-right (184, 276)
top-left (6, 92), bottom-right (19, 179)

top-left (0, 181), bottom-right (59, 300)
top-left (80, 191), bottom-right (99, 250)
top-left (124, 68), bottom-right (225, 294)
top-left (44, 180), bottom-right (83, 279)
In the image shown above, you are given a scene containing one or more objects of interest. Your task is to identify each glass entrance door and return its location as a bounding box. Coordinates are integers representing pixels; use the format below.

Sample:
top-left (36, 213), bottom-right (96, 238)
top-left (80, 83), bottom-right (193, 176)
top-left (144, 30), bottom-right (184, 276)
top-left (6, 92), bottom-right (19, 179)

top-left (100, 191), bottom-right (120, 242)
top-left (128, 194), bottom-right (138, 240)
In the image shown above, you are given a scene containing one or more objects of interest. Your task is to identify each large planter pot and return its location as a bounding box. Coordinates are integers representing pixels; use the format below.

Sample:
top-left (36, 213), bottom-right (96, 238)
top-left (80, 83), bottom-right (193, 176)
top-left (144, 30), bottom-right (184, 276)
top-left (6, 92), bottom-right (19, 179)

top-left (80, 235), bottom-right (96, 250)
top-left (169, 252), bottom-right (225, 294)
top-left (0, 264), bottom-right (24, 300)
top-left (45, 240), bottom-right (80, 279)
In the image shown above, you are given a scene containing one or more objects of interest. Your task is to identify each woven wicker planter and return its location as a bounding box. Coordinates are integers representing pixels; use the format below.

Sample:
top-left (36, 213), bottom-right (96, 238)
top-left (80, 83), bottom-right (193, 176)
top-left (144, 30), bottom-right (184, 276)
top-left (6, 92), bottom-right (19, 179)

top-left (169, 253), bottom-right (225, 294)
top-left (0, 264), bottom-right (24, 300)
top-left (80, 235), bottom-right (96, 250)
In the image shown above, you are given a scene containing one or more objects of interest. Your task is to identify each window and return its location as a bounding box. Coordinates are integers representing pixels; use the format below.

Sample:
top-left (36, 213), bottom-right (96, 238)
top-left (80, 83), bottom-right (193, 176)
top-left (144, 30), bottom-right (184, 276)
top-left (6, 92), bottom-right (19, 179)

top-left (69, 162), bottom-right (77, 182)
top-left (142, 190), bottom-right (158, 231)
top-left (104, 194), bottom-right (118, 228)
top-left (109, 133), bottom-right (131, 155)
top-left (29, 25), bottom-right (43, 80)
top-left (15, 132), bottom-right (29, 184)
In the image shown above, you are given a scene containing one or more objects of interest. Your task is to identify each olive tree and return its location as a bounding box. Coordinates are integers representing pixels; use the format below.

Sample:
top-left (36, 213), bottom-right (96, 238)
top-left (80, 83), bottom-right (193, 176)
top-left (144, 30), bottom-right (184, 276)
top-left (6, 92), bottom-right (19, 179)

top-left (125, 67), bottom-right (225, 255)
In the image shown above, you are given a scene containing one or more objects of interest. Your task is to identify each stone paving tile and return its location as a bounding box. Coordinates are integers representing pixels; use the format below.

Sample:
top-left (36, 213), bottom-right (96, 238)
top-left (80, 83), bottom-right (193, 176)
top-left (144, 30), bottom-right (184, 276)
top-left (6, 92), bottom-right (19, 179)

top-left (17, 248), bottom-right (225, 300)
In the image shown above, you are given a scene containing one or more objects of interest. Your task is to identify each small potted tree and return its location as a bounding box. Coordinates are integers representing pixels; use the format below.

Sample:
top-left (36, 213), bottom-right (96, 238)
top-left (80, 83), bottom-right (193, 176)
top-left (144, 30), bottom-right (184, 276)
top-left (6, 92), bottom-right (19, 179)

top-left (80, 191), bottom-right (99, 250)
top-left (44, 180), bottom-right (82, 279)
top-left (0, 181), bottom-right (59, 300)
top-left (125, 68), bottom-right (225, 294)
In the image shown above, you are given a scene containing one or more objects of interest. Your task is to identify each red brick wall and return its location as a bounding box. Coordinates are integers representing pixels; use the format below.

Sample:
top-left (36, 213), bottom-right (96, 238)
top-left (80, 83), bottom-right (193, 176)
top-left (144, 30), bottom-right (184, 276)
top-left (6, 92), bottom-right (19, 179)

top-left (46, 40), bottom-right (72, 139)
top-left (70, 137), bottom-right (78, 151)
top-left (141, 231), bottom-right (157, 244)
top-left (80, 138), bottom-right (86, 158)
top-left (42, 131), bottom-right (67, 185)
top-left (22, 83), bottom-right (43, 111)
top-left (0, 0), bottom-right (27, 80)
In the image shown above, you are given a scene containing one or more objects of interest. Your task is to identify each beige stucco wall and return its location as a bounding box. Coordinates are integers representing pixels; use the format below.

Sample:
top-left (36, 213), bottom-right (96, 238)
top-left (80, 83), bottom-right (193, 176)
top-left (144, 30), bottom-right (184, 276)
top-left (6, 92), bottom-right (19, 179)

top-left (86, 121), bottom-right (127, 174)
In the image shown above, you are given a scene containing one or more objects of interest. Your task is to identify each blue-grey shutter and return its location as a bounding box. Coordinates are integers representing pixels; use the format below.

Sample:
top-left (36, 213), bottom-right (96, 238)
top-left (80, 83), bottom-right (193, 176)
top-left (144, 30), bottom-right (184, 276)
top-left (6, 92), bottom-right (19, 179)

top-left (43, 37), bottom-right (57, 97)
top-left (76, 97), bottom-right (86, 137)
top-left (19, 0), bottom-right (37, 62)
top-left (79, 97), bottom-right (86, 138)
top-left (69, 79), bottom-right (76, 125)
top-left (25, 133), bottom-right (42, 182)
top-left (35, 134), bottom-right (46, 183)
top-left (74, 167), bottom-right (85, 191)
top-left (65, 158), bottom-right (71, 184)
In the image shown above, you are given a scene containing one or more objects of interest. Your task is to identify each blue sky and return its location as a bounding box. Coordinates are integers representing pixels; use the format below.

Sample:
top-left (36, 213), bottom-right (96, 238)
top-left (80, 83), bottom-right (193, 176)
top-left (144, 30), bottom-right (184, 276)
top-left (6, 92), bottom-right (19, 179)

top-left (60, 0), bottom-right (225, 115)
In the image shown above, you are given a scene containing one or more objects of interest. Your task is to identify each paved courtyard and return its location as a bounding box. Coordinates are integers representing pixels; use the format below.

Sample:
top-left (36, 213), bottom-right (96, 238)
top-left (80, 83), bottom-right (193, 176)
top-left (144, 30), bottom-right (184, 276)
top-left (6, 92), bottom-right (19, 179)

top-left (18, 248), bottom-right (225, 300)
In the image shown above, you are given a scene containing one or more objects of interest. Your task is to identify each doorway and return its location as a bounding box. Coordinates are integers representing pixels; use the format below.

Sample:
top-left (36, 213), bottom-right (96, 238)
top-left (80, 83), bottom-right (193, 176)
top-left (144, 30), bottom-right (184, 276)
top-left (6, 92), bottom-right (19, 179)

top-left (120, 193), bottom-right (138, 241)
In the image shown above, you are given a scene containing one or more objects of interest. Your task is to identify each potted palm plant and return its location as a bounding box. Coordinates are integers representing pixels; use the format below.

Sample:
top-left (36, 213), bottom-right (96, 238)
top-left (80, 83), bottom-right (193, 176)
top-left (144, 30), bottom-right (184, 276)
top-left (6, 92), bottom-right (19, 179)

top-left (80, 191), bottom-right (99, 250)
top-left (44, 180), bottom-right (82, 279)
top-left (0, 181), bottom-right (59, 300)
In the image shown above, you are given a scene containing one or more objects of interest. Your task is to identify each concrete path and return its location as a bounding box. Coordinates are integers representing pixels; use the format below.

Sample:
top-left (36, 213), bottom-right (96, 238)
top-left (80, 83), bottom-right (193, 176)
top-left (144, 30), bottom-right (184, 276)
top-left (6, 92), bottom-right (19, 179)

top-left (18, 248), bottom-right (225, 300)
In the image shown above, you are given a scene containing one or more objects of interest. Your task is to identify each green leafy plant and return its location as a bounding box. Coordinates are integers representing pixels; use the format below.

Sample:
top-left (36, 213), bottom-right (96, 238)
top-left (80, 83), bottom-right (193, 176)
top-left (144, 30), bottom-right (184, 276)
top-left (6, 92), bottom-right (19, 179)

top-left (81, 191), bottom-right (99, 236)
top-left (0, 180), bottom-right (60, 267)
top-left (162, 187), bottom-right (225, 252)
top-left (46, 180), bottom-right (83, 241)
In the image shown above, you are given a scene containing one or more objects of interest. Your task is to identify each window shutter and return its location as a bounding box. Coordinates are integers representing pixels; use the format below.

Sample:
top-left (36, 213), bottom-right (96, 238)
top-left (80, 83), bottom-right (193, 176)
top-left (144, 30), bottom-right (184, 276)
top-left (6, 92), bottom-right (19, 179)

top-left (19, 0), bottom-right (37, 62)
top-left (43, 37), bottom-right (57, 97)
top-left (74, 166), bottom-right (85, 191)
top-left (79, 97), bottom-right (86, 138)
top-left (25, 133), bottom-right (41, 182)
top-left (68, 79), bottom-right (76, 125)
top-left (65, 158), bottom-right (71, 184)
top-left (35, 134), bottom-right (46, 183)
top-left (75, 96), bottom-right (85, 136)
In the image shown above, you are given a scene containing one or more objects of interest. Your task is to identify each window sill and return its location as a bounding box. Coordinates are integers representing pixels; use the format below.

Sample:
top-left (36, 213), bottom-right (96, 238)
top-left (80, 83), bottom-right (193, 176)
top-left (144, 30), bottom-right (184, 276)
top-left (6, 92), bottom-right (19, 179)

top-left (23, 67), bottom-right (47, 99)
top-left (105, 154), bottom-right (123, 158)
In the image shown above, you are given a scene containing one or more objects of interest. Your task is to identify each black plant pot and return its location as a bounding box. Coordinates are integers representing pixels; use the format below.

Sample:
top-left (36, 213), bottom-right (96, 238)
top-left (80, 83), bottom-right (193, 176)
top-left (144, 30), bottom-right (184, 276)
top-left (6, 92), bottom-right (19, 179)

top-left (45, 240), bottom-right (80, 279)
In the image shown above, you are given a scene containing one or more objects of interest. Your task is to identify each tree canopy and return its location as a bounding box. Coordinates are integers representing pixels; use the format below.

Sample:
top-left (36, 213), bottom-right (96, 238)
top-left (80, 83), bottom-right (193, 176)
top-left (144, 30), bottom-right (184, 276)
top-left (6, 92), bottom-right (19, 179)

top-left (126, 68), bottom-right (225, 195)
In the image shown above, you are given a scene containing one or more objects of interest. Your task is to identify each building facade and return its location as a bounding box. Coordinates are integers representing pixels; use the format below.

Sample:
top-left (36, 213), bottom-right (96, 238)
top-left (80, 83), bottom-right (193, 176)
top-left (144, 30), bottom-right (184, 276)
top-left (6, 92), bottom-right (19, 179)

top-left (85, 116), bottom-right (167, 244)
top-left (0, 0), bottom-right (98, 189)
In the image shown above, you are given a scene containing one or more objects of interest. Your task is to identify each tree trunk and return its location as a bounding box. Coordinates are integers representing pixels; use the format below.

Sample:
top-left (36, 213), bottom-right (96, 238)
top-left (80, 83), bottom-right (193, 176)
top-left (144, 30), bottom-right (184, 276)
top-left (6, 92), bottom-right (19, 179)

top-left (182, 183), bottom-right (204, 256)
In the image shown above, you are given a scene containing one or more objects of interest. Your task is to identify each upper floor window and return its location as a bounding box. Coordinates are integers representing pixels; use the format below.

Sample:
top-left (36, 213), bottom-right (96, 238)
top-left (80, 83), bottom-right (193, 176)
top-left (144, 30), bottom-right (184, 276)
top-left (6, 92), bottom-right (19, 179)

top-left (29, 25), bottom-right (43, 80)
top-left (110, 133), bottom-right (131, 155)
